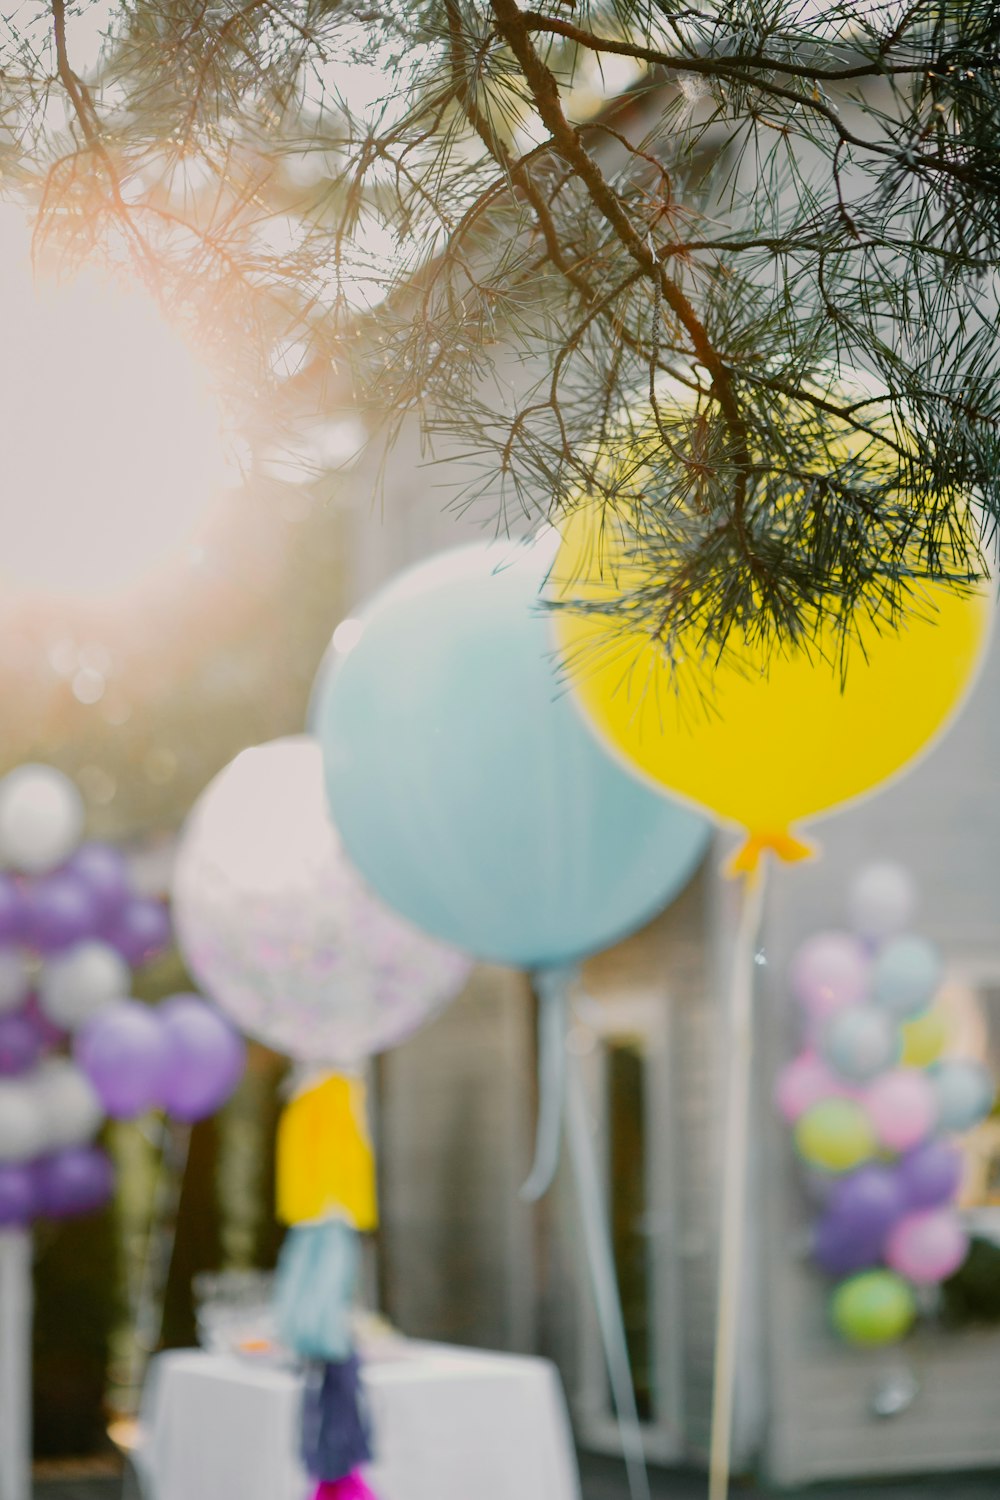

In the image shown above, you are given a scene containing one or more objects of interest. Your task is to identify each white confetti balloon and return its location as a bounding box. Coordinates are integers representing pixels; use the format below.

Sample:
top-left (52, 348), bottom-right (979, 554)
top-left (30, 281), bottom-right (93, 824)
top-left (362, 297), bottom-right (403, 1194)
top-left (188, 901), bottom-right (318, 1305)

top-left (0, 950), bottom-right (31, 1016)
top-left (32, 1057), bottom-right (105, 1151)
top-left (39, 941), bottom-right (132, 1029)
top-left (0, 765), bottom-right (84, 874)
top-left (0, 1078), bottom-right (47, 1162)
top-left (172, 737), bottom-right (473, 1065)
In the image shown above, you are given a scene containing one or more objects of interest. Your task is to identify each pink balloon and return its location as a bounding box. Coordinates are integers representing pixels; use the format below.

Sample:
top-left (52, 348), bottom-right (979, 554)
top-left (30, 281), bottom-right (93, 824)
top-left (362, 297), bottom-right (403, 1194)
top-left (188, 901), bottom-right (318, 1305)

top-left (865, 1069), bottom-right (938, 1153)
top-left (885, 1208), bottom-right (968, 1285)
top-left (775, 1051), bottom-right (850, 1123)
top-left (790, 932), bottom-right (870, 1027)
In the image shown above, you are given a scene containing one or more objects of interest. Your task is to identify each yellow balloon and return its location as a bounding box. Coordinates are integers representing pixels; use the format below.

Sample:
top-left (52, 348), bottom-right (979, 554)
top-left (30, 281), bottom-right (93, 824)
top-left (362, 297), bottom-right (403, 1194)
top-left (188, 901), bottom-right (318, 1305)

top-left (900, 1008), bottom-right (949, 1068)
top-left (794, 1098), bottom-right (876, 1173)
top-left (553, 505), bottom-right (990, 869)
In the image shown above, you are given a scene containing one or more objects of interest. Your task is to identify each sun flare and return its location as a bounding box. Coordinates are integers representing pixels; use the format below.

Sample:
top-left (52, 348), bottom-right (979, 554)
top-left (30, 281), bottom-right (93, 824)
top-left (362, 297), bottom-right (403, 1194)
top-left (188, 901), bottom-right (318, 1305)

top-left (0, 208), bottom-right (228, 600)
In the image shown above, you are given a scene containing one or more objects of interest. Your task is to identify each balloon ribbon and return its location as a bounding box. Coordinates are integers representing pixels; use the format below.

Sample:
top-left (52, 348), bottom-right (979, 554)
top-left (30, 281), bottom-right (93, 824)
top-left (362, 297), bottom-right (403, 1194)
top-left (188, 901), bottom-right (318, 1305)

top-left (565, 1040), bottom-right (651, 1500)
top-left (520, 966), bottom-right (575, 1202)
top-left (708, 861), bottom-right (769, 1500)
top-left (726, 829), bottom-right (814, 878)
top-left (277, 1074), bottom-right (378, 1230)
top-left (522, 966), bottom-right (650, 1500)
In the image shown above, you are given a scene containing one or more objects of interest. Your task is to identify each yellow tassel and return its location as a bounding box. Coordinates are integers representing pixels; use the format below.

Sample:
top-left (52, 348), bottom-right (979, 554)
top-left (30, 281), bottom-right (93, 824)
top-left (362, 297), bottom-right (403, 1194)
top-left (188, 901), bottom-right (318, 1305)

top-left (276, 1072), bottom-right (378, 1231)
top-left (725, 828), bottom-right (816, 879)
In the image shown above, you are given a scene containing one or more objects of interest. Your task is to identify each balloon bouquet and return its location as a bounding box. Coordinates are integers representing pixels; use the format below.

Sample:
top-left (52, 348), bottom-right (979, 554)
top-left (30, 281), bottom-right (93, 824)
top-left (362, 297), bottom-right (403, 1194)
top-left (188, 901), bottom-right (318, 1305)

top-left (546, 500), bottom-right (991, 1500)
top-left (0, 764), bottom-right (244, 1226)
top-left (778, 862), bottom-right (995, 1348)
top-left (172, 737), bottom-right (475, 1500)
top-left (0, 763), bottom-right (245, 1500)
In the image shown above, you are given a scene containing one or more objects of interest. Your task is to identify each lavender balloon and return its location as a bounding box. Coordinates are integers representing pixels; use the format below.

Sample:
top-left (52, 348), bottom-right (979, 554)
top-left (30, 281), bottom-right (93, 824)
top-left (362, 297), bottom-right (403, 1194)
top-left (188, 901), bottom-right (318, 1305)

top-left (0, 1010), bottom-right (43, 1077)
top-left (813, 1214), bottom-right (884, 1277)
top-left (34, 1146), bottom-right (114, 1219)
top-left (827, 1163), bottom-right (906, 1240)
top-left (898, 1140), bottom-right (963, 1210)
top-left (158, 994), bottom-right (246, 1122)
top-left (26, 870), bottom-right (100, 954)
top-left (75, 1000), bottom-right (166, 1120)
top-left (103, 897), bottom-right (171, 968)
top-left (68, 843), bottom-right (131, 924)
top-left (0, 1163), bottom-right (35, 1225)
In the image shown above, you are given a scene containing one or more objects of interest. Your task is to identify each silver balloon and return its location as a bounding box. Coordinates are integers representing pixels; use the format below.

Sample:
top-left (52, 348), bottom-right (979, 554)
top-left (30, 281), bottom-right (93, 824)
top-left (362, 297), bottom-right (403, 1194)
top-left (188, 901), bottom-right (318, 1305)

top-left (0, 765), bottom-right (84, 875)
top-left (872, 935), bottom-right (942, 1019)
top-left (821, 1004), bottom-right (900, 1083)
top-left (0, 1079), bottom-right (46, 1163)
top-left (848, 862), bottom-right (917, 942)
top-left (0, 951), bottom-right (31, 1016)
top-left (932, 1059), bottom-right (995, 1133)
top-left (38, 941), bottom-right (132, 1030)
top-left (31, 1057), bottom-right (105, 1151)
top-left (172, 737), bottom-right (473, 1066)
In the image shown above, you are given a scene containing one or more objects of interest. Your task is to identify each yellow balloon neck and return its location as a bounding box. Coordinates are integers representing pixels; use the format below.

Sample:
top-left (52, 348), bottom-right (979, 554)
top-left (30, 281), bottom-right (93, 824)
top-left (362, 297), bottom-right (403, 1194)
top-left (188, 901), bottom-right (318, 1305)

top-left (726, 829), bottom-right (817, 878)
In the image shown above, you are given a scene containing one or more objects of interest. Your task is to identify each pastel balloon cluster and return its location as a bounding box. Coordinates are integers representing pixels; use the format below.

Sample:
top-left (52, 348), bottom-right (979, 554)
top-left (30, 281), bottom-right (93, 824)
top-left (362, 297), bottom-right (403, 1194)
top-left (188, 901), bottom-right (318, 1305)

top-left (775, 862), bottom-right (995, 1347)
top-left (0, 764), bottom-right (245, 1227)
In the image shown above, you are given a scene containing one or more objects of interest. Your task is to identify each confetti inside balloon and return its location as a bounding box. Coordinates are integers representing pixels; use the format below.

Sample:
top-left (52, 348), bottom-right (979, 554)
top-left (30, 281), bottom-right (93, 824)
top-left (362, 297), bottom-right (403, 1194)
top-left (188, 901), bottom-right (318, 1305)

top-left (172, 738), bottom-right (473, 1064)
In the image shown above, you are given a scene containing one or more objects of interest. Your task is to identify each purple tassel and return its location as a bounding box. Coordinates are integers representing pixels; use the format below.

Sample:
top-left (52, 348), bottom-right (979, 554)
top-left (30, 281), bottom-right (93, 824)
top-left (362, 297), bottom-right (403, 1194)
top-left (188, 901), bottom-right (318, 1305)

top-left (301, 1354), bottom-right (372, 1483)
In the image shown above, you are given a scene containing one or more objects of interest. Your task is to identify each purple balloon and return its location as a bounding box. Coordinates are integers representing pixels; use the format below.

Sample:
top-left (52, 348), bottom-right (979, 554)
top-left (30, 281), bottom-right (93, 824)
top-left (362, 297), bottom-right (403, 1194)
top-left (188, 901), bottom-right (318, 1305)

top-left (898, 1139), bottom-right (963, 1210)
top-left (0, 1163), bottom-right (35, 1225)
top-left (75, 1000), bottom-right (167, 1119)
top-left (69, 843), bottom-right (131, 925)
top-left (0, 1010), bottom-right (44, 1077)
top-left (0, 876), bottom-right (24, 945)
top-left (33, 1146), bottom-right (114, 1219)
top-left (158, 994), bottom-right (246, 1123)
top-left (827, 1163), bottom-right (906, 1240)
top-left (813, 1213), bottom-right (884, 1277)
top-left (23, 993), bottom-right (66, 1049)
top-left (103, 897), bottom-right (171, 968)
top-left (25, 870), bottom-right (100, 954)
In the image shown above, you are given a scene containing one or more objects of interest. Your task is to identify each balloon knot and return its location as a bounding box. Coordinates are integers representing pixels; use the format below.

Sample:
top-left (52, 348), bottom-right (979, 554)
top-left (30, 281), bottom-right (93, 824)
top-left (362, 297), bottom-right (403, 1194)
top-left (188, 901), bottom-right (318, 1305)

top-left (726, 830), bottom-right (816, 879)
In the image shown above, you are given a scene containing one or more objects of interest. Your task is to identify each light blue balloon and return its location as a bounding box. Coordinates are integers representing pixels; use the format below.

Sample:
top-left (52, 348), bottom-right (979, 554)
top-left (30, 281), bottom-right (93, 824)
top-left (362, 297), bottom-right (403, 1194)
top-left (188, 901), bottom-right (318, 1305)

top-left (931, 1059), bottom-right (995, 1133)
top-left (820, 1004), bottom-right (900, 1083)
top-left (872, 936), bottom-right (942, 1019)
top-left (314, 537), bottom-right (711, 969)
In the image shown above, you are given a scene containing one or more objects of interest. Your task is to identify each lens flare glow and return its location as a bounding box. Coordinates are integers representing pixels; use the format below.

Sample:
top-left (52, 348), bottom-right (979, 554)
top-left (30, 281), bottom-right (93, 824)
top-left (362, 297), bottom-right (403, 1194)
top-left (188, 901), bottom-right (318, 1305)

top-left (0, 207), bottom-right (227, 599)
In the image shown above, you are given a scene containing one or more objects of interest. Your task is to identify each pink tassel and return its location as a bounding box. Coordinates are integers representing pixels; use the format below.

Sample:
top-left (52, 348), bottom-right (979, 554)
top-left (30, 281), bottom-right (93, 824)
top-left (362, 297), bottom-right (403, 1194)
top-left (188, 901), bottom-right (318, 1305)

top-left (311, 1473), bottom-right (378, 1500)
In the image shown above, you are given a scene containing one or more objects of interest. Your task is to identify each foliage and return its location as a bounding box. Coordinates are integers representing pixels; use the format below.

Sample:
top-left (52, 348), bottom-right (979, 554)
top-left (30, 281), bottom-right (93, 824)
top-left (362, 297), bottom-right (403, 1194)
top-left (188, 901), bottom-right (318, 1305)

top-left (3, 1), bottom-right (1000, 659)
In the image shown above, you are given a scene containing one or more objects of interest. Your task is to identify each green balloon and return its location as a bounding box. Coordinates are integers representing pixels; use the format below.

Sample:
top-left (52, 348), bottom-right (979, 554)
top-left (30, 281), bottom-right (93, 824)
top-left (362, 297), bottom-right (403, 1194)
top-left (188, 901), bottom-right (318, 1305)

top-left (831, 1270), bottom-right (917, 1347)
top-left (794, 1097), bottom-right (876, 1173)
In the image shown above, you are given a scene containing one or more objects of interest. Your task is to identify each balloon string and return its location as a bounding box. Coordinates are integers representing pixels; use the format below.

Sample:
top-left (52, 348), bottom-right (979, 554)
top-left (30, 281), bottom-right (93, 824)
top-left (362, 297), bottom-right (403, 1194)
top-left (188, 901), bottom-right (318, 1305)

top-left (520, 966), bottom-right (575, 1203)
top-left (565, 1043), bottom-right (650, 1500)
top-left (708, 862), bottom-right (768, 1500)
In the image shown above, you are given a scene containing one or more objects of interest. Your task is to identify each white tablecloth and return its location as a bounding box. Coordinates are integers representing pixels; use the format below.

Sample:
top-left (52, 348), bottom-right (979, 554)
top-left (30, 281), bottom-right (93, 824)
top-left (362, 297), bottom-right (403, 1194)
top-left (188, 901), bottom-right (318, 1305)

top-left (136, 1342), bottom-right (581, 1500)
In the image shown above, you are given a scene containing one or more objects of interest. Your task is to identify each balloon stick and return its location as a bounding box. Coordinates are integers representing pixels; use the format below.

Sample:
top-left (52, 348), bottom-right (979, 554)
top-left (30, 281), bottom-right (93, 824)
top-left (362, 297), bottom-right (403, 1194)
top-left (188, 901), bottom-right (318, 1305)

top-left (708, 865), bottom-right (768, 1500)
top-left (565, 1038), bottom-right (650, 1500)
top-left (125, 1118), bottom-right (192, 1411)
top-left (0, 1227), bottom-right (31, 1500)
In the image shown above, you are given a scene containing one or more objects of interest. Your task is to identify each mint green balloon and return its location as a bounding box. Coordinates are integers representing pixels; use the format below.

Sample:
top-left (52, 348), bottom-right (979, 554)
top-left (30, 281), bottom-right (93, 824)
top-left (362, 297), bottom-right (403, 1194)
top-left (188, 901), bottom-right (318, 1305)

top-left (831, 1270), bottom-right (917, 1347)
top-left (314, 536), bottom-right (711, 968)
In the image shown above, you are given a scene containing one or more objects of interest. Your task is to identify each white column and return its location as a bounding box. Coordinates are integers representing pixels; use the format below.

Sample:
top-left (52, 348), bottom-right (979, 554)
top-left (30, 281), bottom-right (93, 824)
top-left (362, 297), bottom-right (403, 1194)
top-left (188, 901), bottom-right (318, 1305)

top-left (0, 1228), bottom-right (32, 1500)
